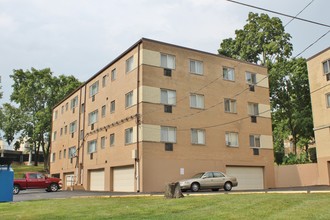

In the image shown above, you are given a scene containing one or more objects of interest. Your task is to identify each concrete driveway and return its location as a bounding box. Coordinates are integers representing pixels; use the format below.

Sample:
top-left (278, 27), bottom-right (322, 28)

top-left (13, 185), bottom-right (330, 202)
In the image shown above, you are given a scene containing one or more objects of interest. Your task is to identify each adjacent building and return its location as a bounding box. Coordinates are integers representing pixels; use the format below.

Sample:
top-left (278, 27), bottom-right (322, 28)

top-left (307, 47), bottom-right (330, 185)
top-left (50, 38), bottom-right (275, 192)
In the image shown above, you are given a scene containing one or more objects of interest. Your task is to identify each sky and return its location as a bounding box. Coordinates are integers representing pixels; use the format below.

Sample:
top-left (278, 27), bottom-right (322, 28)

top-left (0, 0), bottom-right (329, 105)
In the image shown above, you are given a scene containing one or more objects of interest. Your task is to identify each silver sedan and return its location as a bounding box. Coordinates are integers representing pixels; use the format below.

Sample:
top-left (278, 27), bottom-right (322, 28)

top-left (179, 171), bottom-right (238, 192)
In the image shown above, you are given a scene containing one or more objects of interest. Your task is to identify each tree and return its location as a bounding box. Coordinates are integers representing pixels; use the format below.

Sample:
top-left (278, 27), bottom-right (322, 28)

top-left (218, 12), bottom-right (292, 66)
top-left (10, 68), bottom-right (81, 169)
top-left (0, 103), bottom-right (23, 146)
top-left (218, 12), bottom-right (314, 163)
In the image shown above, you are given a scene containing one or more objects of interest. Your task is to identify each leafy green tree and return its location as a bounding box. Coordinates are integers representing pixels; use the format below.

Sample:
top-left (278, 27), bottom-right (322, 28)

top-left (0, 103), bottom-right (23, 146)
top-left (218, 12), bottom-right (292, 66)
top-left (218, 12), bottom-right (314, 164)
top-left (10, 68), bottom-right (81, 169)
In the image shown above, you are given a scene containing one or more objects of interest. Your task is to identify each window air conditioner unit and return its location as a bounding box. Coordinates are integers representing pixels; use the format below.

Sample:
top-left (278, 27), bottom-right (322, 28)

top-left (253, 148), bottom-right (259, 155)
top-left (164, 68), bottom-right (172, 77)
top-left (165, 143), bottom-right (173, 151)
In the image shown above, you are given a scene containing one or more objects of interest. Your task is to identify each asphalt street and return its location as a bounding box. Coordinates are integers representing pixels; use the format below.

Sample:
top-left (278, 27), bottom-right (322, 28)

top-left (12, 185), bottom-right (330, 202)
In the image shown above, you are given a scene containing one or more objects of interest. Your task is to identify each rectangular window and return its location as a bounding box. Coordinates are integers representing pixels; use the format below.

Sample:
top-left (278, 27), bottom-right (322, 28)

top-left (225, 132), bottom-right (239, 147)
top-left (101, 136), bottom-right (106, 149)
top-left (190, 60), bottom-right (203, 75)
top-left (224, 99), bottom-right (237, 113)
top-left (110, 100), bottom-right (116, 113)
top-left (126, 56), bottom-right (134, 73)
top-left (102, 75), bottom-right (107, 87)
top-left (223, 67), bottom-right (235, 81)
top-left (54, 110), bottom-right (58, 120)
top-left (88, 140), bottom-right (97, 153)
top-left (190, 94), bottom-right (205, 109)
top-left (250, 135), bottom-right (261, 148)
top-left (88, 110), bottom-right (98, 125)
top-left (125, 128), bottom-right (133, 144)
top-left (51, 153), bottom-right (55, 162)
top-left (59, 150), bottom-right (62, 160)
top-left (70, 96), bottom-right (78, 109)
top-left (69, 121), bottom-right (77, 134)
top-left (63, 149), bottom-right (66, 158)
top-left (191, 129), bottom-right (205, 145)
top-left (327, 93), bottom-right (330, 108)
top-left (323, 60), bottom-right (330, 74)
top-left (53, 131), bottom-right (57, 141)
top-left (161, 89), bottom-right (176, 105)
top-left (125, 91), bottom-right (133, 108)
top-left (246, 72), bottom-right (257, 85)
top-left (81, 103), bottom-right (85, 113)
top-left (111, 68), bottom-right (117, 81)
top-left (80, 130), bottom-right (84, 140)
top-left (248, 103), bottom-right (259, 116)
top-left (65, 102), bottom-right (68, 111)
top-left (101, 105), bottom-right (106, 118)
top-left (89, 81), bottom-right (99, 97)
top-left (161, 126), bottom-right (176, 143)
top-left (61, 106), bottom-right (64, 114)
top-left (161, 54), bottom-right (176, 69)
top-left (110, 133), bottom-right (115, 146)
top-left (64, 125), bottom-right (67, 135)
top-left (60, 128), bottom-right (63, 136)
top-left (68, 146), bottom-right (76, 158)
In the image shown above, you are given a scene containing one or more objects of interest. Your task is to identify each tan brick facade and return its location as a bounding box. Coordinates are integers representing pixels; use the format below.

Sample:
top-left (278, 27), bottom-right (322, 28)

top-left (50, 38), bottom-right (275, 192)
top-left (307, 47), bottom-right (330, 185)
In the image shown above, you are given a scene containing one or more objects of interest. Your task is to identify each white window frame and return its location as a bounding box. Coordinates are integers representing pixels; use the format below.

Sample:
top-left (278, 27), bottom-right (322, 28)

top-left (68, 146), bottom-right (76, 158)
top-left (110, 133), bottom-right (115, 146)
top-left (223, 67), bottom-right (235, 81)
top-left (161, 54), bottom-right (176, 69)
top-left (101, 136), bottom-right (106, 149)
top-left (69, 121), bottom-right (77, 134)
top-left (111, 68), bottom-right (117, 81)
top-left (125, 128), bottom-right (133, 144)
top-left (246, 72), bottom-right (257, 85)
top-left (161, 89), bottom-right (176, 105)
top-left (248, 103), bottom-right (259, 116)
top-left (70, 96), bottom-right (78, 109)
top-left (89, 81), bottom-right (99, 97)
top-left (224, 99), bottom-right (237, 113)
top-left (126, 56), bottom-right (134, 73)
top-left (110, 100), bottom-right (115, 113)
top-left (161, 126), bottom-right (177, 143)
top-left (225, 132), bottom-right (239, 147)
top-left (249, 135), bottom-right (261, 148)
top-left (125, 91), bottom-right (133, 108)
top-left (88, 140), bottom-right (97, 154)
top-left (323, 60), bottom-right (330, 74)
top-left (191, 129), bottom-right (205, 145)
top-left (190, 60), bottom-right (203, 75)
top-left (190, 94), bottom-right (205, 109)
top-left (88, 110), bottom-right (98, 125)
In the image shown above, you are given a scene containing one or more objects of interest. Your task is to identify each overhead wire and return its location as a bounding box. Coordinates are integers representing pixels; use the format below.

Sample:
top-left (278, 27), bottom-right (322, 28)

top-left (284, 0), bottom-right (314, 27)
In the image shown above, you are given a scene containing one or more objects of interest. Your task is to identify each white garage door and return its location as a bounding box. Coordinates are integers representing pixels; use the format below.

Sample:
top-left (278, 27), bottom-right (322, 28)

top-left (65, 173), bottom-right (75, 188)
top-left (90, 169), bottom-right (105, 191)
top-left (226, 166), bottom-right (264, 190)
top-left (113, 166), bottom-right (134, 192)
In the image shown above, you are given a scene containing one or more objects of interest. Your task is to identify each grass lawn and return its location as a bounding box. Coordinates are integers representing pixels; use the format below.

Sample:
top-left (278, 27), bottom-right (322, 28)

top-left (1, 193), bottom-right (330, 220)
top-left (11, 163), bottom-right (45, 178)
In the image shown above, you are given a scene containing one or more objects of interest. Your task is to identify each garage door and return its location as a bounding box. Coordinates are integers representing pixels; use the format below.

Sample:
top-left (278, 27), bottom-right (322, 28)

top-left (64, 173), bottom-right (75, 189)
top-left (90, 169), bottom-right (105, 191)
top-left (226, 166), bottom-right (264, 190)
top-left (113, 166), bottom-right (134, 192)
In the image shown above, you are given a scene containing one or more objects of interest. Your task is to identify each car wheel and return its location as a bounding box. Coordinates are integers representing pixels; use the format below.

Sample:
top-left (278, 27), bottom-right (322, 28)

top-left (49, 183), bottom-right (59, 192)
top-left (191, 183), bottom-right (200, 192)
top-left (13, 185), bottom-right (20, 194)
top-left (212, 188), bottom-right (219, 191)
top-left (224, 182), bottom-right (232, 191)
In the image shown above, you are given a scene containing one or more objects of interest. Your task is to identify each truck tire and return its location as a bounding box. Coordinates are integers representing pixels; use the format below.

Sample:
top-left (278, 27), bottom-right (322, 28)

top-left (13, 185), bottom-right (20, 194)
top-left (49, 183), bottom-right (59, 192)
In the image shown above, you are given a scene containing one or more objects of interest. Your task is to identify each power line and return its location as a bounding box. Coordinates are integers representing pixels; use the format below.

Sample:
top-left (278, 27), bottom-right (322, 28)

top-left (225, 0), bottom-right (330, 28)
top-left (284, 0), bottom-right (314, 27)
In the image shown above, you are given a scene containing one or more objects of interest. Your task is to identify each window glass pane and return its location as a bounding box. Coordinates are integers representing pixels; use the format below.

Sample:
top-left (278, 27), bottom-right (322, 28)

top-left (110, 134), bottom-right (115, 146)
top-left (126, 92), bottom-right (133, 108)
top-left (111, 69), bottom-right (116, 80)
top-left (323, 61), bottom-right (329, 74)
top-left (111, 101), bottom-right (115, 112)
top-left (126, 56), bottom-right (134, 73)
top-left (249, 135), bottom-right (255, 147)
top-left (327, 94), bottom-right (330, 107)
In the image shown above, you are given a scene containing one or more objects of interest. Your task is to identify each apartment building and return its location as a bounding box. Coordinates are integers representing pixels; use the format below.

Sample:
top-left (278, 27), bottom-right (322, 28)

top-left (50, 38), bottom-right (275, 192)
top-left (307, 47), bottom-right (330, 185)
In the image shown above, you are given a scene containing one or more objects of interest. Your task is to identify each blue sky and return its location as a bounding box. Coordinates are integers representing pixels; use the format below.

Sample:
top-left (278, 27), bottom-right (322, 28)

top-left (0, 0), bottom-right (329, 104)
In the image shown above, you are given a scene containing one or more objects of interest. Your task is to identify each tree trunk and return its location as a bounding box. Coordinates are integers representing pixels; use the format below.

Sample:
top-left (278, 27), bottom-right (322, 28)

top-left (164, 182), bottom-right (184, 199)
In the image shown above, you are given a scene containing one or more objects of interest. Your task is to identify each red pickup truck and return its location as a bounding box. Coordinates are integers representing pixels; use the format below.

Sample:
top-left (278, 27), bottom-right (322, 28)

top-left (13, 172), bottom-right (62, 194)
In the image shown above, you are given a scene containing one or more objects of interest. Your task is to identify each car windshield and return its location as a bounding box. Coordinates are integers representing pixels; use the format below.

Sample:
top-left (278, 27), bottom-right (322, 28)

top-left (191, 173), bottom-right (205, 178)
